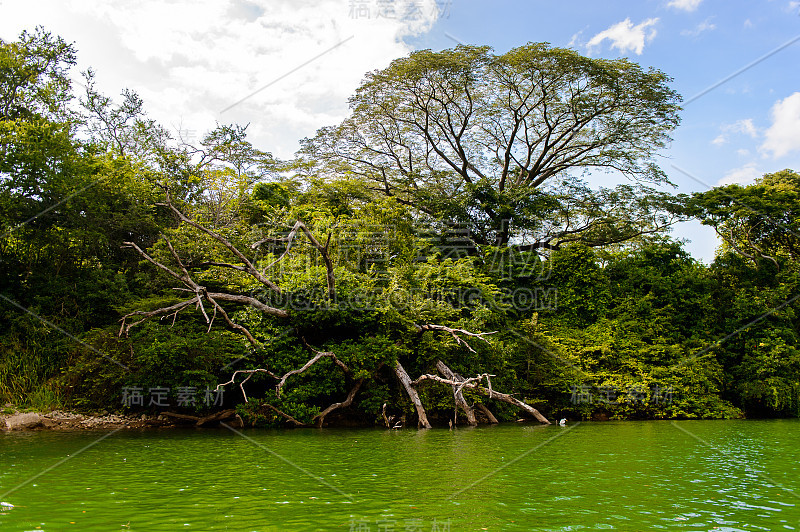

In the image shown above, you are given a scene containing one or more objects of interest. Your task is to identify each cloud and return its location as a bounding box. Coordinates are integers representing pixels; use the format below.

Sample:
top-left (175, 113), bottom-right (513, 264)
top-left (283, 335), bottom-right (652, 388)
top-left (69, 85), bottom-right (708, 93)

top-left (681, 19), bottom-right (716, 37)
top-left (668, 0), bottom-right (702, 12)
top-left (761, 92), bottom-right (800, 159)
top-left (0, 0), bottom-right (441, 158)
top-left (712, 119), bottom-right (758, 146)
top-left (586, 18), bottom-right (659, 56)
top-left (717, 162), bottom-right (761, 186)
top-left (733, 119), bottom-right (758, 138)
top-left (567, 30), bottom-right (583, 48)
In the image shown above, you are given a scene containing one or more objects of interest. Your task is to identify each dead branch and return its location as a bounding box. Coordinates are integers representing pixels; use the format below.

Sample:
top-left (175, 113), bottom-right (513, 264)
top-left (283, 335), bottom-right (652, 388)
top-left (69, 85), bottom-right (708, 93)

top-left (204, 291), bottom-right (257, 344)
top-left (260, 403), bottom-right (307, 427)
top-left (118, 291), bottom-right (286, 346)
top-left (411, 373), bottom-right (486, 389)
top-left (122, 234), bottom-right (288, 346)
top-left (119, 297), bottom-right (200, 336)
top-left (275, 339), bottom-right (351, 396)
top-left (488, 388), bottom-right (550, 424)
top-left (215, 369), bottom-right (279, 403)
top-left (312, 377), bottom-right (365, 428)
top-left (157, 190), bottom-right (282, 294)
top-left (436, 360), bottom-right (477, 426)
top-left (258, 220), bottom-right (336, 300)
top-left (122, 240), bottom-right (191, 288)
top-left (394, 360), bottom-right (432, 429)
top-left (205, 293), bottom-right (288, 318)
top-left (415, 324), bottom-right (497, 353)
top-left (199, 261), bottom-right (247, 272)
top-left (413, 371), bottom-right (550, 424)
top-left (195, 409), bottom-right (237, 426)
top-left (381, 403), bottom-right (391, 428)
top-left (161, 411), bottom-right (200, 423)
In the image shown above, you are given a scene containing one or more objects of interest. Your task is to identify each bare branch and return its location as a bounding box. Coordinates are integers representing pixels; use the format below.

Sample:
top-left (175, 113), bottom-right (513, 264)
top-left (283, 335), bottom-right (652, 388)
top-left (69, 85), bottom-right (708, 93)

top-left (259, 221), bottom-right (336, 300)
top-left (436, 360), bottom-right (477, 426)
top-left (119, 297), bottom-right (199, 337)
top-left (312, 378), bottom-right (365, 427)
top-left (413, 371), bottom-right (550, 424)
top-left (275, 338), bottom-right (351, 396)
top-left (157, 190), bottom-right (282, 293)
top-left (122, 241), bottom-right (188, 288)
top-left (199, 261), bottom-right (247, 272)
top-left (260, 403), bottom-right (308, 427)
top-left (215, 369), bottom-right (279, 403)
top-left (415, 323), bottom-right (497, 353)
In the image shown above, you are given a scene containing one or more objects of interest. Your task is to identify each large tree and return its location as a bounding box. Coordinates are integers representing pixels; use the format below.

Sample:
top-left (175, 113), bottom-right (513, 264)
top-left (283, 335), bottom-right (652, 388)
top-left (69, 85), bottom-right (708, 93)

top-left (300, 43), bottom-right (683, 249)
top-left (689, 169), bottom-right (800, 268)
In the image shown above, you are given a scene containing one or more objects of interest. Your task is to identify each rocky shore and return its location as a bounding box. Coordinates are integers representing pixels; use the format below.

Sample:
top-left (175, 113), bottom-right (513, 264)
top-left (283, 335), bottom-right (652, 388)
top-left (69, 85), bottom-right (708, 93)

top-left (0, 406), bottom-right (245, 431)
top-left (1, 408), bottom-right (175, 431)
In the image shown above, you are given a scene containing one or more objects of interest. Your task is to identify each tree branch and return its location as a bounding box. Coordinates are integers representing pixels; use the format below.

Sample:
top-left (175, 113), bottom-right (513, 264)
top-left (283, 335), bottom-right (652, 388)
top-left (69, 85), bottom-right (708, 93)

top-left (436, 360), bottom-right (477, 426)
top-left (413, 371), bottom-right (550, 424)
top-left (312, 378), bottom-right (365, 428)
top-left (415, 324), bottom-right (497, 353)
top-left (275, 338), bottom-right (351, 397)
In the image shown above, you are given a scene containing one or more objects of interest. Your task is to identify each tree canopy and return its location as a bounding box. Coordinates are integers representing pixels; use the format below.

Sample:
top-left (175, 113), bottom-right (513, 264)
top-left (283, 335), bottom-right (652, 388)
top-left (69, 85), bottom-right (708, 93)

top-left (300, 43), bottom-right (683, 248)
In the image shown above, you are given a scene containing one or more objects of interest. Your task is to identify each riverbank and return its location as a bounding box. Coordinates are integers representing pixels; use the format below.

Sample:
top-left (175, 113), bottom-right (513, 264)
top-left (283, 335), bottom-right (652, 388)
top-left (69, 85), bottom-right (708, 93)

top-left (0, 404), bottom-right (252, 431)
top-left (0, 407), bottom-right (174, 431)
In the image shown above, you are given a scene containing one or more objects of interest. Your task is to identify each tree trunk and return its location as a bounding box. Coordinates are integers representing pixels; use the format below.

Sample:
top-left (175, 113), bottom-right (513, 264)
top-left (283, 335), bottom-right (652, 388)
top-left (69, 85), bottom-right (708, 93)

top-left (476, 402), bottom-right (499, 424)
top-left (436, 360), bottom-right (477, 426)
top-left (394, 361), bottom-right (432, 429)
top-left (195, 409), bottom-right (237, 426)
top-left (480, 388), bottom-right (549, 424)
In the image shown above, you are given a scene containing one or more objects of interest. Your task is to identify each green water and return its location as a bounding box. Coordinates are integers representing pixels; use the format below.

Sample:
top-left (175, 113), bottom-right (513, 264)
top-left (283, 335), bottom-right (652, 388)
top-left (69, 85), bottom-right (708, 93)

top-left (1, 420), bottom-right (798, 531)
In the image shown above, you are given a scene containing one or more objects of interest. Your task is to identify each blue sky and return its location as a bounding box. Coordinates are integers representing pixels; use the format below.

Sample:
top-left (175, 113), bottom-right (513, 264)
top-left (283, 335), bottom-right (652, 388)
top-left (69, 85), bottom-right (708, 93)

top-left (2, 0), bottom-right (799, 261)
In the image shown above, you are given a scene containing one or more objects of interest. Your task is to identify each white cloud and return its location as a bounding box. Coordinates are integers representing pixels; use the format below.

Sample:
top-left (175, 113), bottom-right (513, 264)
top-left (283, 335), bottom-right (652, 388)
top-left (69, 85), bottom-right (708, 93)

top-left (788, 1), bottom-right (800, 13)
top-left (712, 119), bottom-right (758, 146)
top-left (733, 119), bottom-right (758, 138)
top-left (586, 18), bottom-right (659, 56)
top-left (761, 92), bottom-right (800, 159)
top-left (668, 0), bottom-right (702, 12)
top-left (744, 18), bottom-right (753, 28)
top-left (737, 148), bottom-right (751, 157)
top-left (718, 163), bottom-right (761, 186)
top-left (0, 0), bottom-right (441, 158)
top-left (681, 19), bottom-right (716, 37)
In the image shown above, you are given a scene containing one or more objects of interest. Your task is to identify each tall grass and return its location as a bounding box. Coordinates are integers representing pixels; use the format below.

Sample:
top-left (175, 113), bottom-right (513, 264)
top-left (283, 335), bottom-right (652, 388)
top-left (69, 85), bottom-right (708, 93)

top-left (0, 333), bottom-right (66, 410)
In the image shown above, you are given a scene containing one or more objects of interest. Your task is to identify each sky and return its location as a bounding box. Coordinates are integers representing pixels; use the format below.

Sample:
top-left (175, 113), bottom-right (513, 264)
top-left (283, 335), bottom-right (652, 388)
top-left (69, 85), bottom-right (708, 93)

top-left (1, 0), bottom-right (799, 262)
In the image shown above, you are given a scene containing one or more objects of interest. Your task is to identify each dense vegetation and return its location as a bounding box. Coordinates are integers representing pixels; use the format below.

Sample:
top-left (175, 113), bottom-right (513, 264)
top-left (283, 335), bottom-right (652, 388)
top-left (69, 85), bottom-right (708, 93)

top-left (1, 28), bottom-right (798, 426)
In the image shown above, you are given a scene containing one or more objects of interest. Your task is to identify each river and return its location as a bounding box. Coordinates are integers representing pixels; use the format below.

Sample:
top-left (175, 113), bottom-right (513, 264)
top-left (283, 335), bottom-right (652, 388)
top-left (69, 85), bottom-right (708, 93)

top-left (1, 420), bottom-right (798, 530)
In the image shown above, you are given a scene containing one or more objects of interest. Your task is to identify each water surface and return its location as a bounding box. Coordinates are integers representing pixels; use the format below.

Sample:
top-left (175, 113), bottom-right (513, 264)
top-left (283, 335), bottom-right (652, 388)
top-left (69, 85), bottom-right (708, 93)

top-left (1, 420), bottom-right (798, 530)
